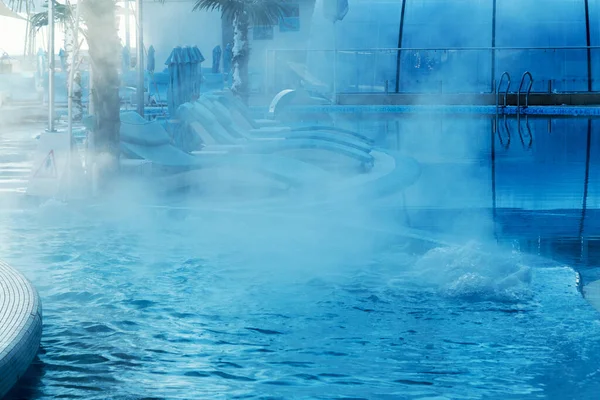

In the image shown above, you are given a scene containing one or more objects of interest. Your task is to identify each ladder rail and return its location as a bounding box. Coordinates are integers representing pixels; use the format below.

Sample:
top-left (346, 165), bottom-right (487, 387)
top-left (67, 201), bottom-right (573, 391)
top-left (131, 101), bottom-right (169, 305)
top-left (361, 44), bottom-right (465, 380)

top-left (501, 114), bottom-right (511, 150)
top-left (496, 71), bottom-right (511, 110)
top-left (517, 71), bottom-right (534, 110)
top-left (516, 72), bottom-right (533, 146)
top-left (517, 113), bottom-right (533, 150)
top-left (495, 72), bottom-right (511, 138)
top-left (495, 113), bottom-right (511, 150)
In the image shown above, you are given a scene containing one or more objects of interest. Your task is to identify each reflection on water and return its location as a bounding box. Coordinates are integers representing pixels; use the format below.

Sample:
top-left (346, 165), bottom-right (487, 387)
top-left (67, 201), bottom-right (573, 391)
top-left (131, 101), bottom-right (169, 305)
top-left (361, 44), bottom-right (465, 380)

top-left (336, 113), bottom-right (600, 255)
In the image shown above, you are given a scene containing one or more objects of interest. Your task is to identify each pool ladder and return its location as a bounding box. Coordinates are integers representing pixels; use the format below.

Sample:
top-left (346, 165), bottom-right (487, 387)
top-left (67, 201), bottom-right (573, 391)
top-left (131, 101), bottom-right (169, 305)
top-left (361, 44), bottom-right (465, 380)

top-left (494, 72), bottom-right (511, 149)
top-left (494, 71), bottom-right (534, 150)
top-left (517, 72), bottom-right (533, 149)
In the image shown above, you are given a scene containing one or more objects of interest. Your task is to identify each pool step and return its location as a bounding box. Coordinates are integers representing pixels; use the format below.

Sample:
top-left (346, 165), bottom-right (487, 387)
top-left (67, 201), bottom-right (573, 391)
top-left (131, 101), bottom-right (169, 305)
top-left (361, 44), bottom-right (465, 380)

top-left (583, 279), bottom-right (600, 313)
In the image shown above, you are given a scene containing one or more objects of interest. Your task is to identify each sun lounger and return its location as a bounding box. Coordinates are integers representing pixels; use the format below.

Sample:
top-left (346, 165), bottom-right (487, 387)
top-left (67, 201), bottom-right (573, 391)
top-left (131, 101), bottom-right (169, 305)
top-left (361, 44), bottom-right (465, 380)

top-left (119, 111), bottom-right (329, 187)
top-left (194, 95), bottom-right (374, 158)
top-left (176, 100), bottom-right (374, 168)
top-left (210, 89), bottom-right (374, 145)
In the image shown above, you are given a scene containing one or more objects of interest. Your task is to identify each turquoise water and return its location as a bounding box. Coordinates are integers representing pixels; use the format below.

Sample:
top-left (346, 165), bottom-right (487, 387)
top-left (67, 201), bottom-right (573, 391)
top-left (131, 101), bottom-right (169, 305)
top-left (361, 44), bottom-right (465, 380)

top-left (1, 118), bottom-right (600, 399)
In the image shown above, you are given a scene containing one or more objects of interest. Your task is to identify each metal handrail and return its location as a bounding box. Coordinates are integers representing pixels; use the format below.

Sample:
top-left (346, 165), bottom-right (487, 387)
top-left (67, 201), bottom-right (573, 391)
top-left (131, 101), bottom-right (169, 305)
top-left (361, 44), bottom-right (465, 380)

top-left (496, 72), bottom-right (511, 109)
top-left (495, 72), bottom-right (511, 138)
top-left (517, 71), bottom-right (534, 109)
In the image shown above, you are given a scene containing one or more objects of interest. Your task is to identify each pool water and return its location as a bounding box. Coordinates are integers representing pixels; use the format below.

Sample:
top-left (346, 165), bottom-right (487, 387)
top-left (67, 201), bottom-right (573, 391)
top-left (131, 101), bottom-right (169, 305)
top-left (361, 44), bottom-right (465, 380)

top-left (1, 116), bottom-right (600, 399)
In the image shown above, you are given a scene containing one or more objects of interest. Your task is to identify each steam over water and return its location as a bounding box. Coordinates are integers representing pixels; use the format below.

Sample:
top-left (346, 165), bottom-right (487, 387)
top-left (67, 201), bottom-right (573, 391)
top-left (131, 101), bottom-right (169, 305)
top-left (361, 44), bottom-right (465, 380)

top-left (2, 122), bottom-right (600, 399)
top-left (1, 205), bottom-right (599, 399)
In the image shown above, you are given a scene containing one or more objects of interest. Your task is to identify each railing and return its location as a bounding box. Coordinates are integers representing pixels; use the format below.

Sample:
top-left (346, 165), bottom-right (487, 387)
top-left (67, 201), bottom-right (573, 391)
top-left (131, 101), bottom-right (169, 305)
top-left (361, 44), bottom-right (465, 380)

top-left (496, 72), bottom-right (511, 110)
top-left (264, 46), bottom-right (600, 96)
top-left (517, 71), bottom-right (534, 110)
top-left (494, 72), bottom-right (511, 149)
top-left (515, 71), bottom-right (534, 150)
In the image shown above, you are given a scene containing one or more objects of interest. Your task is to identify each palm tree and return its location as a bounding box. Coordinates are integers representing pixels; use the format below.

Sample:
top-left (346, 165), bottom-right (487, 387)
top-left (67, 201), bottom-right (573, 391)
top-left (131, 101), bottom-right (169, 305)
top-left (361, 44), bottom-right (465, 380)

top-left (28, 0), bottom-right (72, 28)
top-left (30, 0), bottom-right (121, 188)
top-left (30, 1), bottom-right (83, 121)
top-left (63, 9), bottom-right (83, 121)
top-left (80, 0), bottom-right (121, 183)
top-left (192, 0), bottom-right (287, 104)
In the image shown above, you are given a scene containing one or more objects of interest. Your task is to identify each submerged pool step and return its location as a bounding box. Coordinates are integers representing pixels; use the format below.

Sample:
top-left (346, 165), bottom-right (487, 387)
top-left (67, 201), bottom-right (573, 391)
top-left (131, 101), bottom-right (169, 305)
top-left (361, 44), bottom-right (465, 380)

top-left (583, 280), bottom-right (600, 313)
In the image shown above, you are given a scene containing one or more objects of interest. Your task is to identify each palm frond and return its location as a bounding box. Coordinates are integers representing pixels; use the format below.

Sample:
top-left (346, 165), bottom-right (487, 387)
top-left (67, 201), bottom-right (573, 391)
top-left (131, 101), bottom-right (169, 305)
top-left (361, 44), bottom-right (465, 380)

top-left (193, 0), bottom-right (233, 14)
top-left (246, 0), bottom-right (288, 26)
top-left (29, 1), bottom-right (73, 31)
top-left (192, 0), bottom-right (288, 26)
top-left (4, 0), bottom-right (33, 13)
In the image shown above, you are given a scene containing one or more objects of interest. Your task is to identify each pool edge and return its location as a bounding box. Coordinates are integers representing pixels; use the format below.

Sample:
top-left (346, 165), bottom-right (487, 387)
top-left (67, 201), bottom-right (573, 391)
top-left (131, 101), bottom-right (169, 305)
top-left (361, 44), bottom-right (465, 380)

top-left (0, 260), bottom-right (43, 398)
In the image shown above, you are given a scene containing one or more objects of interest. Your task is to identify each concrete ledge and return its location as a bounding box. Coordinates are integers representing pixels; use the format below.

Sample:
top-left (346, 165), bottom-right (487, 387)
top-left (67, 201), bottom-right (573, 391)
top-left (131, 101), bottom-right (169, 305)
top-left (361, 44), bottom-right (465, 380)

top-left (284, 104), bottom-right (600, 117)
top-left (338, 93), bottom-right (600, 106)
top-left (0, 260), bottom-right (42, 398)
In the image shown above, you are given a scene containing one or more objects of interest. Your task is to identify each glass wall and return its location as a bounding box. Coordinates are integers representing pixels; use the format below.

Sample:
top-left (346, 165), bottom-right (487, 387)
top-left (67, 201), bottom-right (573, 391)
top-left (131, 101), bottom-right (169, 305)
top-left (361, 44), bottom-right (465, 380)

top-left (399, 0), bottom-right (492, 93)
top-left (302, 0), bottom-right (597, 94)
top-left (588, 0), bottom-right (600, 91)
top-left (306, 0), bottom-right (402, 93)
top-left (338, 0), bottom-right (402, 92)
top-left (495, 0), bottom-right (588, 93)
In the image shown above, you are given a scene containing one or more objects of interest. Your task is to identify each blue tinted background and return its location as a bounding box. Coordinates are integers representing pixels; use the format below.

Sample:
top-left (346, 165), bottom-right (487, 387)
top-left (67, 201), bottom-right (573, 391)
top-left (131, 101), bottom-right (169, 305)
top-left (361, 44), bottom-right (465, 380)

top-left (306, 0), bottom-right (600, 94)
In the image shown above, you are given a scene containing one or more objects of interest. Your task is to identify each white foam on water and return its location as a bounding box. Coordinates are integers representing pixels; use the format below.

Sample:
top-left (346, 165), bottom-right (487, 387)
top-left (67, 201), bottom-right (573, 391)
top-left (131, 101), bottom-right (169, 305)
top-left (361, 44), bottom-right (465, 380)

top-left (412, 242), bottom-right (534, 303)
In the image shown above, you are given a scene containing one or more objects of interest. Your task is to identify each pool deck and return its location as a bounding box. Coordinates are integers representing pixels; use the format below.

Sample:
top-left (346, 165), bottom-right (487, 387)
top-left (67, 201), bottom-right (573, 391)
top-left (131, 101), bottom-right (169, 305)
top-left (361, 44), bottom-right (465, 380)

top-left (0, 260), bottom-right (42, 398)
top-left (0, 103), bottom-right (47, 127)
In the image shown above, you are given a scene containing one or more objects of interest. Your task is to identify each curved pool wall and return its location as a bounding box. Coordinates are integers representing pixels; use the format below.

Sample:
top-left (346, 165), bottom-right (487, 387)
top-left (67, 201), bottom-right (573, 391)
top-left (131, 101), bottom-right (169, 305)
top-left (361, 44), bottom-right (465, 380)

top-left (272, 104), bottom-right (600, 117)
top-left (0, 260), bottom-right (43, 398)
top-left (144, 103), bottom-right (600, 122)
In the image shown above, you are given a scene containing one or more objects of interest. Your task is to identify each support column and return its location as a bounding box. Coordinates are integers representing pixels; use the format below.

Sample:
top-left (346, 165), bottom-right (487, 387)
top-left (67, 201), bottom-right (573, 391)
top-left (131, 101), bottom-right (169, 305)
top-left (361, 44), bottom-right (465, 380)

top-left (490, 119), bottom-right (497, 241)
top-left (124, 0), bottom-right (131, 51)
top-left (136, 0), bottom-right (144, 116)
top-left (579, 119), bottom-right (592, 237)
top-left (491, 0), bottom-right (497, 93)
top-left (48, 0), bottom-right (55, 131)
top-left (394, 0), bottom-right (407, 93)
top-left (584, 0), bottom-right (593, 92)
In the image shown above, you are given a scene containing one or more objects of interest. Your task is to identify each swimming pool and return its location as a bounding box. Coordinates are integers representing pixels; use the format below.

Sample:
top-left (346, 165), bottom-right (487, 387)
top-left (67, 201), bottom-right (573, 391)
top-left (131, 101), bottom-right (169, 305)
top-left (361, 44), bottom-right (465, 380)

top-left (1, 113), bottom-right (599, 399)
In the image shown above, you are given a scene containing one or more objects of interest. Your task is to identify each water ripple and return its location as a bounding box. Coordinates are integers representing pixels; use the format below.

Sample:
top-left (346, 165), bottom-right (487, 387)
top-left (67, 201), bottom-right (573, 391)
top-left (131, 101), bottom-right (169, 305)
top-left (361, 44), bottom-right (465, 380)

top-left (0, 176), bottom-right (599, 399)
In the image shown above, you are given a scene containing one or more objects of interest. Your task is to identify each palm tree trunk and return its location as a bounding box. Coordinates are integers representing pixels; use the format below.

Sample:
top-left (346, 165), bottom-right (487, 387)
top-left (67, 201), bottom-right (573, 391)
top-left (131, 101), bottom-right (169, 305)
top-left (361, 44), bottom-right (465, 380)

top-left (231, 11), bottom-right (250, 104)
top-left (82, 0), bottom-right (121, 188)
top-left (64, 23), bottom-right (82, 121)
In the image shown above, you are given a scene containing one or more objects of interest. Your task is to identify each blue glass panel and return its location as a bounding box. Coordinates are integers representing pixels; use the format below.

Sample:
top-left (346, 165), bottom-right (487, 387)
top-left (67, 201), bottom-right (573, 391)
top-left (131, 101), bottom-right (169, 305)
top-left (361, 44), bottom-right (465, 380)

top-left (279, 3), bottom-right (300, 32)
top-left (399, 0), bottom-right (493, 93)
top-left (496, 0), bottom-right (588, 92)
top-left (306, 0), bottom-right (403, 93)
top-left (305, 0), bottom-right (594, 94)
top-left (588, 0), bottom-right (600, 91)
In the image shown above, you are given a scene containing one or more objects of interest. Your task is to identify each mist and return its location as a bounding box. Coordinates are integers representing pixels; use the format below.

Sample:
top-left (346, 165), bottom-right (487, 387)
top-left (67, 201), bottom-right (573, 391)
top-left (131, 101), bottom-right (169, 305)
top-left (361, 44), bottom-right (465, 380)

top-left (10, 0), bottom-right (519, 296)
top-left (29, 158), bottom-right (389, 292)
top-left (3, 2), bottom-right (577, 397)
top-left (1, 0), bottom-right (541, 299)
